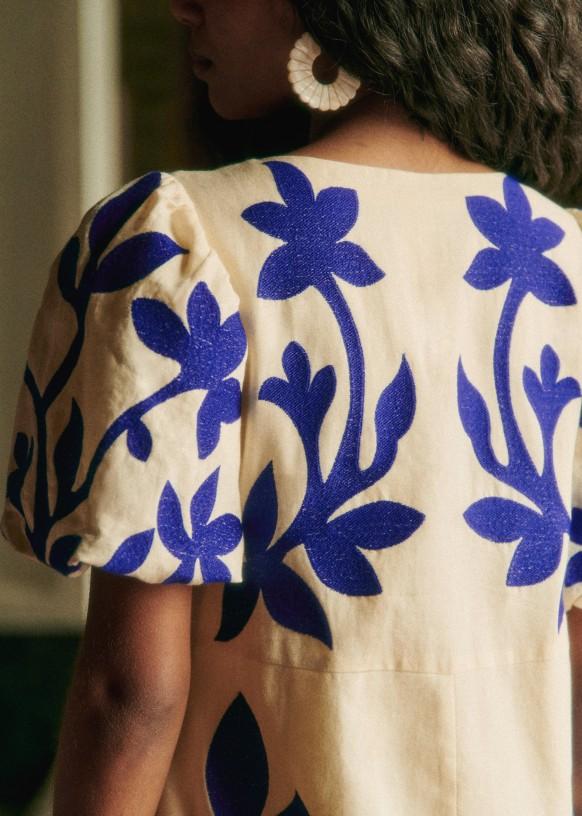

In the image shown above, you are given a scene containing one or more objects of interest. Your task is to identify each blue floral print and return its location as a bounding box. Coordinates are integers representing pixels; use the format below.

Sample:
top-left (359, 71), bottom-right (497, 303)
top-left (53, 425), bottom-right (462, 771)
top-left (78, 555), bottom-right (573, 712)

top-left (157, 469), bottom-right (243, 584)
top-left (5, 172), bottom-right (247, 581)
top-left (216, 160), bottom-right (425, 649)
top-left (457, 175), bottom-right (580, 631)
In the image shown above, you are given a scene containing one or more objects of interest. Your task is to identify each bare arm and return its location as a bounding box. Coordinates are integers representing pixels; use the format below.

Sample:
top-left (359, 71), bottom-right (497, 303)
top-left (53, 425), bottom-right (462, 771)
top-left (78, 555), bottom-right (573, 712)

top-left (52, 568), bottom-right (193, 816)
top-left (569, 606), bottom-right (582, 814)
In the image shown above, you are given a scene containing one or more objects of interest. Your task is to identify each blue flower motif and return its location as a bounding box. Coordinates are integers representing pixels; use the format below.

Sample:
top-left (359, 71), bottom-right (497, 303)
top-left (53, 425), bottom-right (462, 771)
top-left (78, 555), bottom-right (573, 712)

top-left (157, 468), bottom-right (243, 583)
top-left (241, 160), bottom-right (385, 299)
top-left (459, 176), bottom-right (580, 632)
top-left (465, 176), bottom-right (575, 306)
top-left (131, 280), bottom-right (246, 458)
top-left (215, 160), bottom-right (424, 649)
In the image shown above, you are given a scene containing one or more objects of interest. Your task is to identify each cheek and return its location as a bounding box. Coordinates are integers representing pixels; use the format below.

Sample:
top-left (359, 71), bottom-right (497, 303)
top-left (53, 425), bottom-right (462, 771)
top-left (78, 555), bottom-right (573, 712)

top-left (205, 39), bottom-right (296, 118)
top-left (201, 0), bottom-right (301, 118)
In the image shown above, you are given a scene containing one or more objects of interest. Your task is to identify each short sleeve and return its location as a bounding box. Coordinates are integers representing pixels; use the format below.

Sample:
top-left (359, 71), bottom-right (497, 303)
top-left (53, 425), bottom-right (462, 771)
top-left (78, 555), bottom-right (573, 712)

top-left (0, 171), bottom-right (248, 585)
top-left (564, 206), bottom-right (582, 611)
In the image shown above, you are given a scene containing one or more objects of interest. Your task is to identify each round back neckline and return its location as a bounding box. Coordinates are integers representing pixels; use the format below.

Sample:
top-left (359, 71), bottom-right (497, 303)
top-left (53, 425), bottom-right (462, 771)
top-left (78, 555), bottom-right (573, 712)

top-left (254, 152), bottom-right (507, 180)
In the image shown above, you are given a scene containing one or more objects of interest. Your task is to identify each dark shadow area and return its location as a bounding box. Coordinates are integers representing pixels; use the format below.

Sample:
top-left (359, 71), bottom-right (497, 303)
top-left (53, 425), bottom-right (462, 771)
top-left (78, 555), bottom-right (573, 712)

top-left (0, 635), bottom-right (80, 815)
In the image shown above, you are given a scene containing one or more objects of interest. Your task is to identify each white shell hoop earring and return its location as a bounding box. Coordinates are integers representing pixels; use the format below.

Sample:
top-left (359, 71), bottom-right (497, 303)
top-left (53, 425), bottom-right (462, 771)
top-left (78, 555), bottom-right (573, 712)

top-left (287, 31), bottom-right (361, 111)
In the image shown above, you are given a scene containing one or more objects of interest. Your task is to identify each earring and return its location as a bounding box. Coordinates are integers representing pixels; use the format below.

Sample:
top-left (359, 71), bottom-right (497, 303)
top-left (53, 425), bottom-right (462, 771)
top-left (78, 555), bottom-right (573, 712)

top-left (287, 31), bottom-right (361, 111)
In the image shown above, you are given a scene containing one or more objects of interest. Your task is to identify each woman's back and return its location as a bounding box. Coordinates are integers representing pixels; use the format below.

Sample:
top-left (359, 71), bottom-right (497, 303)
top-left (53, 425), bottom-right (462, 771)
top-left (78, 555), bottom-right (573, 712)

top-left (2, 149), bottom-right (582, 812)
top-left (11, 152), bottom-right (574, 813)
top-left (174, 154), bottom-right (582, 815)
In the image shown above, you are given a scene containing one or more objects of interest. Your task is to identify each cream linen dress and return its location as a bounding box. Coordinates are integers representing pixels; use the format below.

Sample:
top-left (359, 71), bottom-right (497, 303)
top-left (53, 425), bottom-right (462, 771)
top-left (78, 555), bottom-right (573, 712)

top-left (2, 154), bottom-right (582, 815)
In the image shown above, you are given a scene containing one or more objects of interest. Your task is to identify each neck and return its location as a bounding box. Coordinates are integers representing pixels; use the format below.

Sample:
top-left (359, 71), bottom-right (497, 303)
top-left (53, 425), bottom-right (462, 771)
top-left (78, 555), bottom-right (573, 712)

top-left (308, 89), bottom-right (425, 142)
top-left (303, 88), bottom-right (485, 172)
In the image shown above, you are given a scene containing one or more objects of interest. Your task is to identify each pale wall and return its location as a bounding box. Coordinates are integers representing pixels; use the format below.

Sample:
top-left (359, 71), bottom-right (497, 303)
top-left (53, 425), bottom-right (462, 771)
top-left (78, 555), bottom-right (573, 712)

top-left (0, 0), bottom-right (123, 632)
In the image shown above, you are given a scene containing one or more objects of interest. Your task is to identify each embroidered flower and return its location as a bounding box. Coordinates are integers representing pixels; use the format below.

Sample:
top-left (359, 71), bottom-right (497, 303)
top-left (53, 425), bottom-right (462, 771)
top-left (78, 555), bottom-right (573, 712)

top-left (157, 468), bottom-right (242, 583)
top-left (241, 160), bottom-right (384, 299)
top-left (465, 175), bottom-right (574, 306)
top-left (131, 280), bottom-right (246, 458)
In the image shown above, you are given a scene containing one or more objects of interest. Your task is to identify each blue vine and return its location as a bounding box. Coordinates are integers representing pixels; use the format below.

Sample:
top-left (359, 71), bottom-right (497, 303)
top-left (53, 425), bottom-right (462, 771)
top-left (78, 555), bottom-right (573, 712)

top-left (5, 172), bottom-right (247, 581)
top-left (217, 160), bottom-right (425, 649)
top-left (457, 175), bottom-right (580, 632)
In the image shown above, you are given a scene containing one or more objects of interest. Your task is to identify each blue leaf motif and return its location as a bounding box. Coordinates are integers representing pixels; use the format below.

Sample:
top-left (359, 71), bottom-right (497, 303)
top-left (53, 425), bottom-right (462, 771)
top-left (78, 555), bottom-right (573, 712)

top-left (13, 432), bottom-right (31, 470)
top-left (526, 255), bottom-right (576, 307)
top-left (190, 467), bottom-right (218, 528)
top-left (304, 526), bottom-right (382, 596)
top-left (241, 200), bottom-right (295, 240)
top-left (529, 217), bottom-right (565, 251)
top-left (215, 581), bottom-right (262, 642)
top-left (283, 341), bottom-right (310, 391)
top-left (565, 550), bottom-right (582, 587)
top-left (212, 312), bottom-right (248, 380)
top-left (101, 529), bottom-right (155, 575)
top-left (277, 793), bottom-right (311, 816)
top-left (313, 186), bottom-right (358, 240)
top-left (241, 461), bottom-right (278, 577)
top-left (92, 233), bottom-right (188, 293)
top-left (157, 480), bottom-right (195, 560)
top-left (187, 279), bottom-right (220, 341)
top-left (206, 692), bottom-right (269, 816)
top-left (332, 241), bottom-right (385, 287)
top-left (523, 344), bottom-right (581, 422)
top-left (48, 535), bottom-right (83, 576)
top-left (329, 501), bottom-right (425, 551)
top-left (570, 507), bottom-right (582, 545)
top-left (7, 434), bottom-right (33, 514)
top-left (308, 366), bottom-right (336, 430)
top-left (260, 342), bottom-right (336, 443)
top-left (374, 355), bottom-right (415, 442)
top-left (457, 359), bottom-right (498, 470)
top-left (257, 244), bottom-right (313, 300)
top-left (126, 418), bottom-right (153, 462)
top-left (466, 196), bottom-right (513, 247)
top-left (197, 378), bottom-right (242, 459)
top-left (506, 521), bottom-right (562, 585)
top-left (503, 176), bottom-right (533, 223)
top-left (57, 236), bottom-right (80, 304)
top-left (53, 398), bottom-right (83, 498)
top-left (264, 159), bottom-right (315, 210)
top-left (464, 497), bottom-right (541, 542)
top-left (261, 560), bottom-right (332, 648)
top-left (131, 297), bottom-right (190, 362)
top-left (89, 171), bottom-right (163, 258)
top-left (463, 247), bottom-right (513, 290)
top-left (182, 282), bottom-right (247, 389)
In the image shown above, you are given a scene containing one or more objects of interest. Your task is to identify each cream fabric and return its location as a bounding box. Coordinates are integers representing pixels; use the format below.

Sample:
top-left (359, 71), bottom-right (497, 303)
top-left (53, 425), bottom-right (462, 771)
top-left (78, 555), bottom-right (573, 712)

top-left (2, 154), bottom-right (582, 814)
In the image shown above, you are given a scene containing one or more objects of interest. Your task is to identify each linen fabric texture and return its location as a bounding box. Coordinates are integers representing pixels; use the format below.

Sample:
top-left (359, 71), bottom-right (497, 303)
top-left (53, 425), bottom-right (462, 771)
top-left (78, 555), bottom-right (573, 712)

top-left (2, 155), bottom-right (582, 814)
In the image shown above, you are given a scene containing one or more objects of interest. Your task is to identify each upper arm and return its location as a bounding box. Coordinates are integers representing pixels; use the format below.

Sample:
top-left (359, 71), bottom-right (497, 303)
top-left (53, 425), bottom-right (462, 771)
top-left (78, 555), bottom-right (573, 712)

top-left (77, 568), bottom-right (193, 712)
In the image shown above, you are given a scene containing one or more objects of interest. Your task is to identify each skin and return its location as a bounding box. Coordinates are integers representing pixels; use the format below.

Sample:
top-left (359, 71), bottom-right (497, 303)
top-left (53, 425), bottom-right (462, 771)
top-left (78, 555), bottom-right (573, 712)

top-left (571, 608), bottom-right (582, 812)
top-left (52, 2), bottom-right (582, 813)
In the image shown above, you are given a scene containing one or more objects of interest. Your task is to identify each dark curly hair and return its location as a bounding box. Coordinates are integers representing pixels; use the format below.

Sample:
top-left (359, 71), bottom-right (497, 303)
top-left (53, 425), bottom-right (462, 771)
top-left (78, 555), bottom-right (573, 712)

top-left (291, 0), bottom-right (582, 207)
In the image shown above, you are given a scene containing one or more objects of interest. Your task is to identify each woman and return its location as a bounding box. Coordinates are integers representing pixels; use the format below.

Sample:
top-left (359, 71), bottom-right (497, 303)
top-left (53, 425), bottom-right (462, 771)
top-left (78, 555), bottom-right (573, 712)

top-left (2, 0), bottom-right (582, 813)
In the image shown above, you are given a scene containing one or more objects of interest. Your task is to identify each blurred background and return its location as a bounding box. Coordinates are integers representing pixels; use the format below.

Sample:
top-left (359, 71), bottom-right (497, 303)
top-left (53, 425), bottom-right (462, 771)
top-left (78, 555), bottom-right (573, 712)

top-left (0, 2), bottom-right (309, 813)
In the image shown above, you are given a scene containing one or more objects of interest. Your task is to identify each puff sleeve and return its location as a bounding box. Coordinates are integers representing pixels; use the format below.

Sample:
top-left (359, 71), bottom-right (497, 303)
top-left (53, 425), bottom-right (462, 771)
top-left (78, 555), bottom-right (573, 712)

top-left (0, 171), bottom-right (248, 585)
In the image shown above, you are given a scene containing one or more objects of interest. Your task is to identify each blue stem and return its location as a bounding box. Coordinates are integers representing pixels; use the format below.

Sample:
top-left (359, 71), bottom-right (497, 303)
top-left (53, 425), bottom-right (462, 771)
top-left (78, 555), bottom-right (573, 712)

top-left (493, 283), bottom-right (538, 493)
top-left (317, 275), bottom-right (365, 508)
